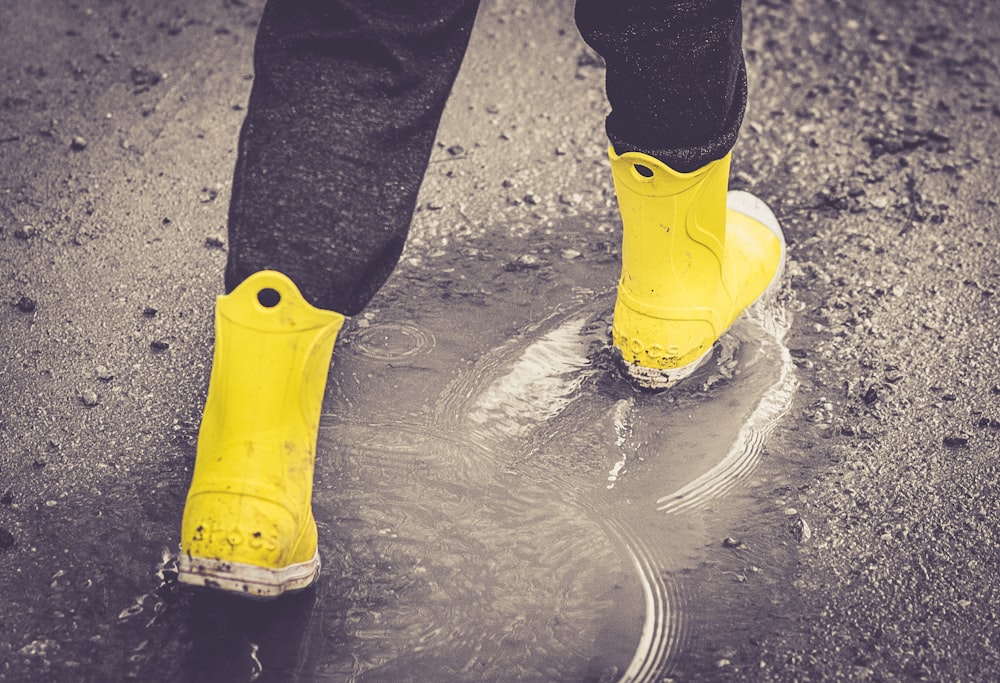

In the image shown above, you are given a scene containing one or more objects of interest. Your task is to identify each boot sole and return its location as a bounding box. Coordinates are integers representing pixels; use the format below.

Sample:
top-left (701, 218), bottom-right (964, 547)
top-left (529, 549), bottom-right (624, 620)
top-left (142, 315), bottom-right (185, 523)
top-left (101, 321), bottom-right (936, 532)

top-left (177, 549), bottom-right (321, 599)
top-left (620, 190), bottom-right (787, 390)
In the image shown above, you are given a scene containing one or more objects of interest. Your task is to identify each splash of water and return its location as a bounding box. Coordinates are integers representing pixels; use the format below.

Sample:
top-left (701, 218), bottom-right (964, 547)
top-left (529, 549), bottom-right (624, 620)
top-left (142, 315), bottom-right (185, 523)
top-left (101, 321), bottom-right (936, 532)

top-left (607, 399), bottom-right (634, 488)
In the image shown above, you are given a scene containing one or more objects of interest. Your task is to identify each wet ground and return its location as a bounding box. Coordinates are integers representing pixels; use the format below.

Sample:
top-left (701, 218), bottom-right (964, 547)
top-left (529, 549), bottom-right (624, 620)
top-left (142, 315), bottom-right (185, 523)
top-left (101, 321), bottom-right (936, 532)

top-left (2, 0), bottom-right (1000, 681)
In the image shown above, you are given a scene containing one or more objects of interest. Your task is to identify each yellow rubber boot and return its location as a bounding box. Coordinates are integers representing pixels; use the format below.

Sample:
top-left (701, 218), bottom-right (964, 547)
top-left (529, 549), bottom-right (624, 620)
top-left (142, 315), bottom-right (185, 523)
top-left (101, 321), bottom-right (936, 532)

top-left (178, 270), bottom-right (344, 598)
top-left (609, 148), bottom-right (785, 388)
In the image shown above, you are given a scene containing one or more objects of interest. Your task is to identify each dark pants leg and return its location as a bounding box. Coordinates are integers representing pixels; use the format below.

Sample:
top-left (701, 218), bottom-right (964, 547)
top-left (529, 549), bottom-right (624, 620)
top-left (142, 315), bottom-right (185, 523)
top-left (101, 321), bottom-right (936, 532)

top-left (225, 0), bottom-right (743, 314)
top-left (575, 0), bottom-right (746, 172)
top-left (225, 0), bottom-right (482, 314)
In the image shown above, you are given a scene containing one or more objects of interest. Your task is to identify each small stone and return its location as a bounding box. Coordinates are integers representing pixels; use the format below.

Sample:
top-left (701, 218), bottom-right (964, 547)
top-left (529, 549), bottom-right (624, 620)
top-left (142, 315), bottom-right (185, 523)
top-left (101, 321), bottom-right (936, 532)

top-left (14, 224), bottom-right (40, 239)
top-left (0, 528), bottom-right (14, 550)
top-left (130, 66), bottom-right (164, 93)
top-left (150, 340), bottom-right (170, 351)
top-left (446, 144), bottom-right (465, 156)
top-left (561, 249), bottom-right (582, 260)
top-left (943, 434), bottom-right (969, 447)
top-left (15, 296), bottom-right (37, 313)
top-left (142, 306), bottom-right (158, 317)
top-left (504, 254), bottom-right (542, 272)
top-left (80, 390), bottom-right (99, 407)
top-left (204, 236), bottom-right (225, 249)
top-left (95, 365), bottom-right (114, 381)
top-left (791, 516), bottom-right (812, 543)
top-left (70, 135), bottom-right (88, 150)
top-left (523, 193), bottom-right (541, 205)
top-left (722, 537), bottom-right (743, 549)
top-left (716, 658), bottom-right (732, 668)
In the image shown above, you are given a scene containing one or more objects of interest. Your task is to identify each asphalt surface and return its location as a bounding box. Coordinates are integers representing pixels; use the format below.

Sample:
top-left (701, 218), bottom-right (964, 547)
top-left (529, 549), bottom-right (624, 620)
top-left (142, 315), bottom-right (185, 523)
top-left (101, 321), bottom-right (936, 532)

top-left (1, 0), bottom-right (999, 681)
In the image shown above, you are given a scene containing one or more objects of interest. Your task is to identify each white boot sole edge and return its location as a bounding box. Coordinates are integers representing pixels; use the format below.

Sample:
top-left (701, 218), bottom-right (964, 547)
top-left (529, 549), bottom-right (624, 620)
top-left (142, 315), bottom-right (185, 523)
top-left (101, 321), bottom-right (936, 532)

top-left (177, 549), bottom-right (321, 599)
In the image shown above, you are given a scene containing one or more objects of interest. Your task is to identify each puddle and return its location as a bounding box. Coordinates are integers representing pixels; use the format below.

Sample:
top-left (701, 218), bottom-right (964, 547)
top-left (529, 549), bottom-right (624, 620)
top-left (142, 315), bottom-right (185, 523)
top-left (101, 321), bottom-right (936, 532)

top-left (117, 212), bottom-right (795, 682)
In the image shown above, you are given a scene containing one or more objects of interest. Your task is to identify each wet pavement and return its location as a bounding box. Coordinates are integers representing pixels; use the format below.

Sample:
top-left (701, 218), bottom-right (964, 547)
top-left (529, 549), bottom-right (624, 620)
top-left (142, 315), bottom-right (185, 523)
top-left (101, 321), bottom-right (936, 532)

top-left (2, 0), bottom-right (1000, 681)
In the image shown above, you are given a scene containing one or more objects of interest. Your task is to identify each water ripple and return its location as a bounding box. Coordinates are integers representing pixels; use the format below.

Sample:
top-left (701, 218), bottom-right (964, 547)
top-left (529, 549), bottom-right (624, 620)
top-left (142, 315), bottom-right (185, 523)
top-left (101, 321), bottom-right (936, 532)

top-left (656, 295), bottom-right (797, 515)
top-left (349, 321), bottom-right (436, 361)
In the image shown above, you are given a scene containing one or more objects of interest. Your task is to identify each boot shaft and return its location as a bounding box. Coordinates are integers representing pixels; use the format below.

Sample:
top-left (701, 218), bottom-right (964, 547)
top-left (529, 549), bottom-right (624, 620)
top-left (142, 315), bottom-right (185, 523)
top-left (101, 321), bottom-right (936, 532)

top-left (200, 272), bottom-right (343, 466)
top-left (610, 147), bottom-right (731, 311)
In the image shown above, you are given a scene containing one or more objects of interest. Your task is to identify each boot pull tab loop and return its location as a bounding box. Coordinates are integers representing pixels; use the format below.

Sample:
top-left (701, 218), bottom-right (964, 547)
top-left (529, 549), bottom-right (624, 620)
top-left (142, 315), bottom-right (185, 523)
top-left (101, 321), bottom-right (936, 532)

top-left (630, 163), bottom-right (656, 183)
top-left (220, 270), bottom-right (343, 332)
top-left (245, 270), bottom-right (300, 315)
top-left (256, 287), bottom-right (282, 309)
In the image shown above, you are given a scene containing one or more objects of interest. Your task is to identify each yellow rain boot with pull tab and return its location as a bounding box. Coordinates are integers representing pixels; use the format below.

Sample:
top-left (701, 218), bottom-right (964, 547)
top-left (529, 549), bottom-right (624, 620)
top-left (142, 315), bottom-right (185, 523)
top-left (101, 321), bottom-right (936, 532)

top-left (179, 270), bottom-right (344, 598)
top-left (610, 148), bottom-right (785, 388)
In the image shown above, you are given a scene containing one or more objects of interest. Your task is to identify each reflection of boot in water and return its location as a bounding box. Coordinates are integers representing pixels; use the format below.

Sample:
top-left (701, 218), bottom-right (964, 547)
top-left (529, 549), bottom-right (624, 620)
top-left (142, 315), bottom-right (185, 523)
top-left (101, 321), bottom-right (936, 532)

top-left (609, 149), bottom-right (785, 389)
top-left (181, 587), bottom-right (319, 682)
top-left (179, 270), bottom-right (344, 598)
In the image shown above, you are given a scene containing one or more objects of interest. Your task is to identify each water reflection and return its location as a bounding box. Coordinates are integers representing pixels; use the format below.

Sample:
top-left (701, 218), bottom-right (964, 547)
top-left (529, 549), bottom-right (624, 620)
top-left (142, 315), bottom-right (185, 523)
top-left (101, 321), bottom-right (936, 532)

top-left (180, 588), bottom-right (318, 683)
